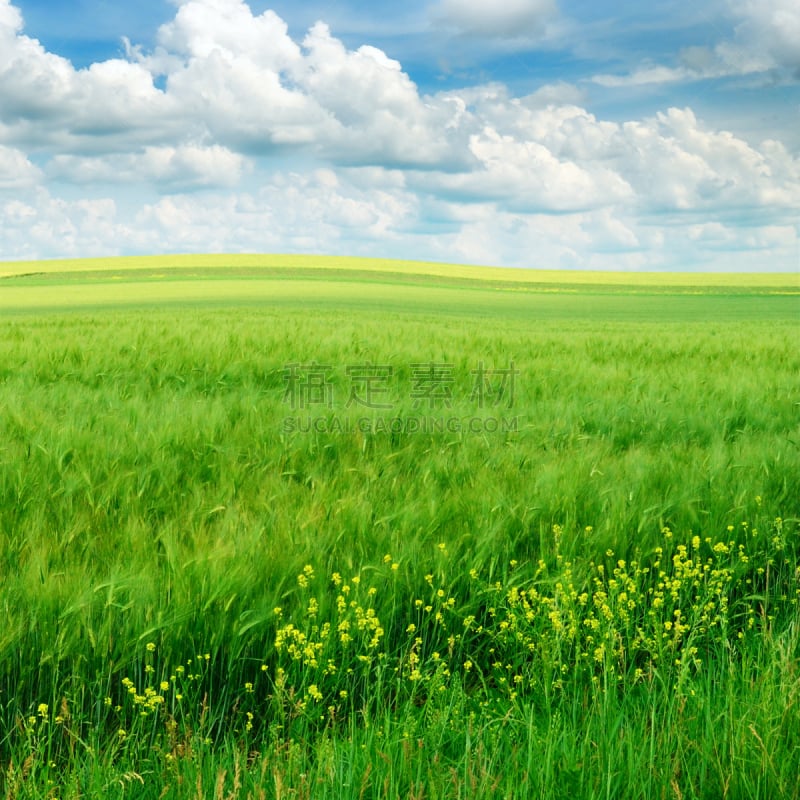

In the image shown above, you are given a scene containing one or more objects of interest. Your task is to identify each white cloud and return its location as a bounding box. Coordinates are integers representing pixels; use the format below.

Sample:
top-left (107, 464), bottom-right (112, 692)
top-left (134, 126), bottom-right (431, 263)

top-left (592, 65), bottom-right (696, 88)
top-left (415, 125), bottom-right (633, 212)
top-left (625, 108), bottom-right (800, 212)
top-left (591, 47), bottom-right (774, 88)
top-left (131, 170), bottom-right (418, 254)
top-left (156, 0), bottom-right (302, 68)
top-left (0, 0), bottom-right (22, 37)
top-left (0, 190), bottom-right (136, 259)
top-left (436, 0), bottom-right (558, 40)
top-left (733, 0), bottom-right (800, 71)
top-left (0, 42), bottom-right (173, 154)
top-left (0, 0), bottom-right (797, 271)
top-left (592, 0), bottom-right (800, 88)
top-left (299, 23), bottom-right (472, 167)
top-left (0, 0), bottom-right (472, 170)
top-left (47, 144), bottom-right (248, 189)
top-left (0, 144), bottom-right (41, 189)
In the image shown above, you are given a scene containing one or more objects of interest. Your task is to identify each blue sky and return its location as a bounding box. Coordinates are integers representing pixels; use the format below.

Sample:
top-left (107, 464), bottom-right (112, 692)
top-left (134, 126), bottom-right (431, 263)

top-left (1, 0), bottom-right (798, 271)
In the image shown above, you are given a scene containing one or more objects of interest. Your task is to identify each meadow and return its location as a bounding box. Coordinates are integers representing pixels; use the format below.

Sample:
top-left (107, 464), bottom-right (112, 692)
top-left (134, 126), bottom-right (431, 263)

top-left (0, 258), bottom-right (798, 798)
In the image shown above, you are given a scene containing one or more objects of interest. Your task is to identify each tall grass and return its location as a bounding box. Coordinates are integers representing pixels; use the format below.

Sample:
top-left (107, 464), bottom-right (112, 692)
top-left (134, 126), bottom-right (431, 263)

top-left (0, 305), bottom-right (798, 797)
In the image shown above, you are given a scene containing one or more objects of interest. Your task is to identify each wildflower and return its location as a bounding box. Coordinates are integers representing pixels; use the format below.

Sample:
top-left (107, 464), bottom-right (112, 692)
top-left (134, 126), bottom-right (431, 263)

top-left (146, 642), bottom-right (156, 652)
top-left (308, 684), bottom-right (323, 702)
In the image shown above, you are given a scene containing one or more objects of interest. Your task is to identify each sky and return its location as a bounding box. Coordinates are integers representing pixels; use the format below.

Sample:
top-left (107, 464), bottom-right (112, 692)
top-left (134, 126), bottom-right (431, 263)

top-left (1, 0), bottom-right (799, 271)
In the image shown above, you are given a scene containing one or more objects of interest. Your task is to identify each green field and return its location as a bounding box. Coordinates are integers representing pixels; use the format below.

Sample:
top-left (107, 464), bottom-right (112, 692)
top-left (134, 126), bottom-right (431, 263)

top-left (1, 256), bottom-right (799, 798)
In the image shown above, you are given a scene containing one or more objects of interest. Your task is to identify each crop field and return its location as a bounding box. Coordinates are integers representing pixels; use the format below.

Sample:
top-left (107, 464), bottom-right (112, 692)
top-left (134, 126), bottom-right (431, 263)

top-left (0, 257), bottom-right (799, 798)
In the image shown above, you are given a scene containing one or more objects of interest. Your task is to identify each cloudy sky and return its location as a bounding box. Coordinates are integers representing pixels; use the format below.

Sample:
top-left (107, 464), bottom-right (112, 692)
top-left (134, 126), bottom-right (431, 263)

top-left (1, 0), bottom-right (798, 271)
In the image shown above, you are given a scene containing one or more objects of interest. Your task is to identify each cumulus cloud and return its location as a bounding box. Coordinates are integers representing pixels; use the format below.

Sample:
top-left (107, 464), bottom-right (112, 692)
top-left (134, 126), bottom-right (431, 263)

top-left (0, 0), bottom-right (21, 35)
top-left (0, 0), bottom-right (797, 271)
top-left (414, 125), bottom-right (633, 212)
top-left (619, 108), bottom-right (800, 212)
top-left (0, 0), bottom-right (469, 168)
top-left (156, 0), bottom-right (302, 68)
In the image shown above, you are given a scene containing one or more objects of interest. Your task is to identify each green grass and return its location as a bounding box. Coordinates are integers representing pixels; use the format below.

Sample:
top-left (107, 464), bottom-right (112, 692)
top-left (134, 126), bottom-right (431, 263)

top-left (0, 259), bottom-right (798, 798)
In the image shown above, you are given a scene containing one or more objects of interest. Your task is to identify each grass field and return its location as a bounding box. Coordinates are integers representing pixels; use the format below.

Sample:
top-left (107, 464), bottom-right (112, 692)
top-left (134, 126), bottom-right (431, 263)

top-left (0, 256), bottom-right (798, 798)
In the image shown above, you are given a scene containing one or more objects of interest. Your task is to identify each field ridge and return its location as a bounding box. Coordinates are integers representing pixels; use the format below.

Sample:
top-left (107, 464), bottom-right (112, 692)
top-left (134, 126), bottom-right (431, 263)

top-left (1, 252), bottom-right (798, 289)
